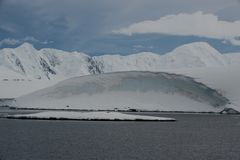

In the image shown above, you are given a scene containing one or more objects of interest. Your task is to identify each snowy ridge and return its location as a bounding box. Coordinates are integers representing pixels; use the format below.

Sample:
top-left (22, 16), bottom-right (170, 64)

top-left (96, 42), bottom-right (230, 73)
top-left (0, 42), bottom-right (238, 80)
top-left (164, 42), bottom-right (228, 68)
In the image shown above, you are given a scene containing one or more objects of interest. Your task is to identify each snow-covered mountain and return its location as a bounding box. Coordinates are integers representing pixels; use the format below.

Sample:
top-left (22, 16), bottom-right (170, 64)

top-left (15, 71), bottom-right (229, 112)
top-left (1, 42), bottom-right (239, 111)
top-left (0, 42), bottom-right (237, 80)
top-left (96, 42), bottom-right (229, 72)
top-left (0, 43), bottom-right (101, 80)
top-left (0, 43), bottom-right (56, 80)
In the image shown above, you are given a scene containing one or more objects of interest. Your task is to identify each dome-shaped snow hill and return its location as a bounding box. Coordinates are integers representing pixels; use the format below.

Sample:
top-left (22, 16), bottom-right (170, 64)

top-left (16, 71), bottom-right (229, 112)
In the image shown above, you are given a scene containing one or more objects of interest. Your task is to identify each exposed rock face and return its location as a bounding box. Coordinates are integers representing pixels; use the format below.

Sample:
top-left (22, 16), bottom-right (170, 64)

top-left (39, 57), bottom-right (56, 79)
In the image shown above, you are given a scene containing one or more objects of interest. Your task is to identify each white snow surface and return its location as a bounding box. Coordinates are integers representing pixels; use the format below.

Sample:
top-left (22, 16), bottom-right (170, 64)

top-left (0, 43), bottom-right (95, 81)
top-left (0, 80), bottom-right (58, 98)
top-left (9, 111), bottom-right (175, 121)
top-left (96, 42), bottom-right (229, 72)
top-left (223, 52), bottom-right (240, 65)
top-left (0, 42), bottom-right (237, 81)
top-left (0, 42), bottom-right (240, 113)
top-left (16, 71), bottom-right (229, 112)
top-left (40, 48), bottom-right (93, 78)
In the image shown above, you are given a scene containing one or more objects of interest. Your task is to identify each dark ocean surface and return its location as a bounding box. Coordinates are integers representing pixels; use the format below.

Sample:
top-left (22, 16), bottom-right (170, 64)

top-left (0, 110), bottom-right (240, 160)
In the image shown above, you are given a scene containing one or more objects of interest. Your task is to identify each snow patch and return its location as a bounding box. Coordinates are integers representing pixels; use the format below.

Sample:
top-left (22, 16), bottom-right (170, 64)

top-left (7, 111), bottom-right (176, 121)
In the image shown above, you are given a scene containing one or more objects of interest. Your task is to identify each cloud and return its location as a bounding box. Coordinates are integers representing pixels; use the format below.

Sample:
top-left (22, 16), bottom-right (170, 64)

top-left (0, 36), bottom-right (51, 47)
top-left (113, 11), bottom-right (240, 45)
top-left (0, 0), bottom-right (3, 8)
top-left (0, 38), bottom-right (20, 46)
top-left (0, 25), bottom-right (18, 34)
top-left (228, 37), bottom-right (240, 46)
top-left (1, 0), bottom-right (240, 51)
top-left (23, 36), bottom-right (39, 43)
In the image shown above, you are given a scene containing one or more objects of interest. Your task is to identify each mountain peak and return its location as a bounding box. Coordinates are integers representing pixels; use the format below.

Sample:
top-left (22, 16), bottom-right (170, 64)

top-left (167, 42), bottom-right (227, 67)
top-left (16, 42), bottom-right (36, 51)
top-left (170, 42), bottom-right (223, 58)
top-left (172, 42), bottom-right (219, 53)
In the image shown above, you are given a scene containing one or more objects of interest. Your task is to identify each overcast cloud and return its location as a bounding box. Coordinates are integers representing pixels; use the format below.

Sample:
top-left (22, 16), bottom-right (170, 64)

top-left (113, 11), bottom-right (240, 45)
top-left (0, 0), bottom-right (240, 51)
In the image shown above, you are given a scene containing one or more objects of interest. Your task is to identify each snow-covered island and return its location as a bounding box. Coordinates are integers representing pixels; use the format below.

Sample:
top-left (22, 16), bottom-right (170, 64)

top-left (7, 111), bottom-right (176, 121)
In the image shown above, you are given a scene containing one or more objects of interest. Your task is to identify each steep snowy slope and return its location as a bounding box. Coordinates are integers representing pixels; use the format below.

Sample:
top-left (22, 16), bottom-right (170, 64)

top-left (0, 43), bottom-right (57, 80)
top-left (16, 71), bottom-right (229, 112)
top-left (0, 43), bottom-right (101, 81)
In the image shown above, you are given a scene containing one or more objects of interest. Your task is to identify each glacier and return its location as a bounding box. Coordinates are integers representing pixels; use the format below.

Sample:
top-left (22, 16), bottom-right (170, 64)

top-left (15, 71), bottom-right (229, 112)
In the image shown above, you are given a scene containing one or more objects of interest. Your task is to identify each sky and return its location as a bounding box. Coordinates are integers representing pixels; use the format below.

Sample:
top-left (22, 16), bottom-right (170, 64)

top-left (1, 0), bottom-right (240, 55)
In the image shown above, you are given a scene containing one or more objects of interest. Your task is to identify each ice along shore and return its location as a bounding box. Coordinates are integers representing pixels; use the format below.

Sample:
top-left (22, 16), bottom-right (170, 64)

top-left (7, 111), bottom-right (176, 121)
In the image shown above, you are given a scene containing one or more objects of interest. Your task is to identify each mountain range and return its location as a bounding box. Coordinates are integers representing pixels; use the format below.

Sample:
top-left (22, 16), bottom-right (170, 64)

top-left (0, 42), bottom-right (239, 80)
